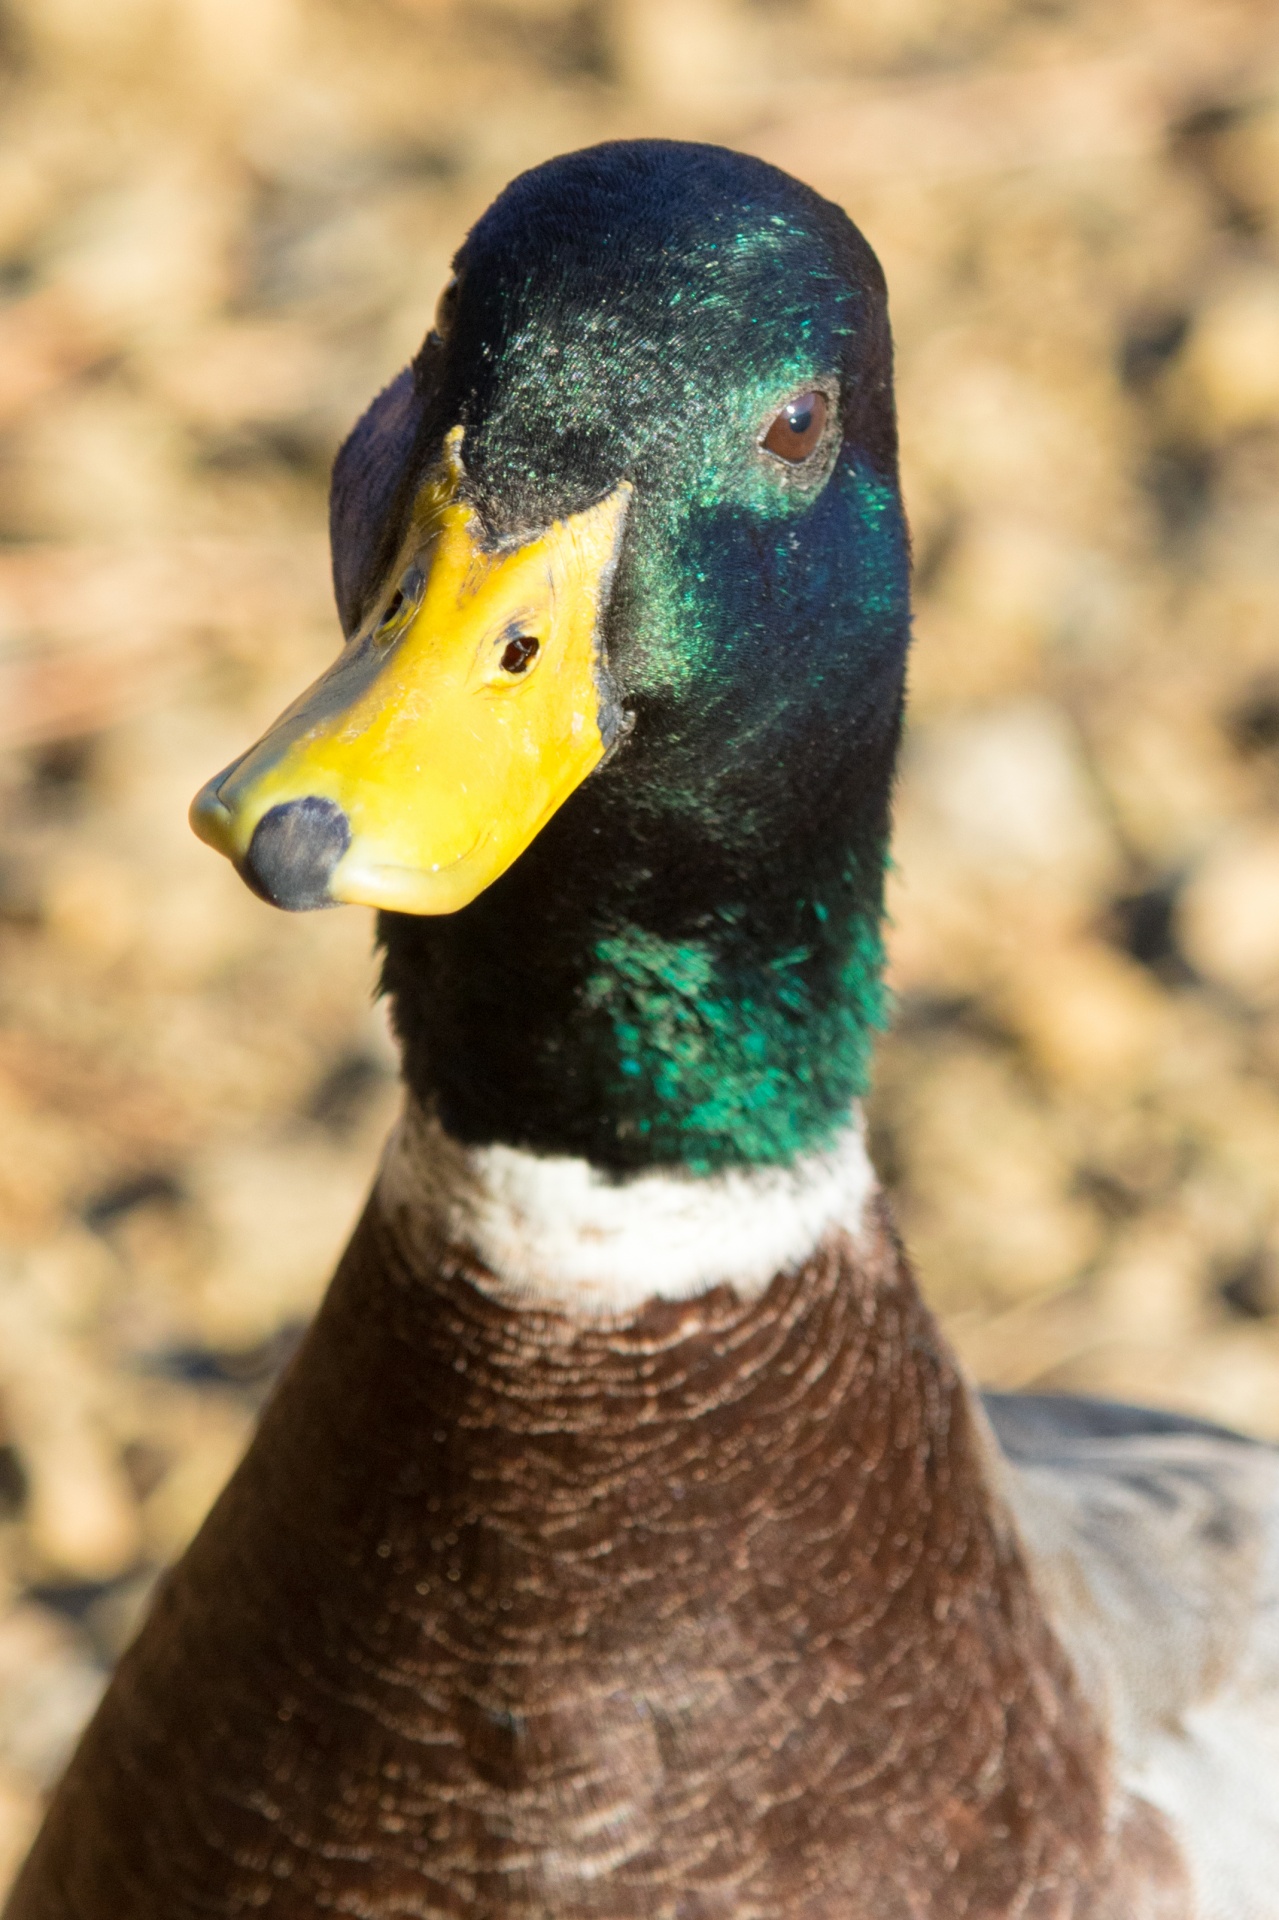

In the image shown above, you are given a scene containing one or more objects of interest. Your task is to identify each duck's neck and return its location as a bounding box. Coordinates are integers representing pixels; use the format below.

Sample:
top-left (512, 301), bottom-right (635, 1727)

top-left (378, 692), bottom-right (899, 1180)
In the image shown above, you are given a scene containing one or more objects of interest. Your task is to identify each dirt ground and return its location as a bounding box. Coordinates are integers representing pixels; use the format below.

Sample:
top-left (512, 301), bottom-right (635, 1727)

top-left (0, 0), bottom-right (1277, 1885)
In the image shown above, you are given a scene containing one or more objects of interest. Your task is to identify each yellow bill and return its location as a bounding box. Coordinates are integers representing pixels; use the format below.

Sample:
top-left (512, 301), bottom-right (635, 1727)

top-left (190, 429), bottom-right (631, 914)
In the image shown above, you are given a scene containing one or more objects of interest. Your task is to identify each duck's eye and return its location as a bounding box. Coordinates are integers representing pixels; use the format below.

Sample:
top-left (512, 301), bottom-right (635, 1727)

top-left (374, 565), bottom-right (424, 641)
top-left (762, 390), bottom-right (828, 464)
top-left (500, 634), bottom-right (540, 675)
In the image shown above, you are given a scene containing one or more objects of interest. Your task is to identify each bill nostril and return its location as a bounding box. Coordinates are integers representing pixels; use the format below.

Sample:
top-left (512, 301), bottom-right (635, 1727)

top-left (242, 797), bottom-right (351, 911)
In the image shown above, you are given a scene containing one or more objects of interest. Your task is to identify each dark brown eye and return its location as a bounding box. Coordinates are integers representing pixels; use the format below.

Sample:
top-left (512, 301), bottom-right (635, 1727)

top-left (374, 564), bottom-right (424, 640)
top-left (762, 390), bottom-right (828, 463)
top-left (500, 634), bottom-right (539, 675)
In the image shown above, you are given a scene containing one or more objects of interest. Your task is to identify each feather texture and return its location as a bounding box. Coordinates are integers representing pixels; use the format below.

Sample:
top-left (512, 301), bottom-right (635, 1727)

top-left (4, 1186), bottom-right (1197, 1918)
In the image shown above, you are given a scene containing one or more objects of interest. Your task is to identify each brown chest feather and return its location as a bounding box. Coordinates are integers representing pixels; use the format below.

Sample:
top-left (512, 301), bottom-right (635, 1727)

top-left (6, 1198), bottom-right (1185, 1918)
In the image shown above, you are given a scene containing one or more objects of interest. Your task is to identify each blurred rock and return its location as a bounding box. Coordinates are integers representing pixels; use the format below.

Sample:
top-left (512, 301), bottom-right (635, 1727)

top-left (0, 1604), bottom-right (103, 1786)
top-left (139, 1397), bottom-right (253, 1561)
top-left (0, 1769), bottom-right (41, 1902)
top-left (0, 127), bottom-right (66, 263)
top-left (998, 940), bottom-right (1170, 1090)
top-left (882, 1042), bottom-right (1102, 1309)
top-left (605, 0), bottom-right (770, 112)
top-left (46, 157), bottom-right (244, 350)
top-left (911, 518), bottom-right (1129, 705)
top-left (22, 1437), bottom-right (139, 1585)
top-left (0, 1235), bottom-right (142, 1582)
top-left (888, 700), bottom-right (1120, 991)
top-left (147, 319), bottom-right (332, 431)
top-left (813, 0), bottom-right (1004, 67)
top-left (1189, 94), bottom-right (1279, 237)
top-left (1, 388), bottom-right (194, 540)
top-left (1168, 266), bottom-right (1279, 441)
top-left (1089, 700), bottom-right (1244, 869)
top-left (1178, 824), bottom-right (1279, 1002)
top-left (0, 291), bottom-right (108, 431)
top-left (913, 703), bottom-right (1116, 882)
top-left (42, 852), bottom-right (140, 964)
top-left (172, 0), bottom-right (301, 117)
top-left (1218, 1243), bottom-right (1279, 1321)
top-left (1093, 1216), bottom-right (1203, 1345)
top-left (7, 0), bottom-right (167, 69)
top-left (189, 1137), bottom-right (380, 1345)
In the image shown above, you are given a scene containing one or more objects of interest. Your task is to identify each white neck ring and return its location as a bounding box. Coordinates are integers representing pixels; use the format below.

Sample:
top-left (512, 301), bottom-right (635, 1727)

top-left (376, 1099), bottom-right (878, 1317)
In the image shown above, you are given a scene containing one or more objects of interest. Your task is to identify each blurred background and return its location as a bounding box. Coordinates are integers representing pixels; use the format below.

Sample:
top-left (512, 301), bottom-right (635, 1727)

top-left (0, 0), bottom-right (1277, 1882)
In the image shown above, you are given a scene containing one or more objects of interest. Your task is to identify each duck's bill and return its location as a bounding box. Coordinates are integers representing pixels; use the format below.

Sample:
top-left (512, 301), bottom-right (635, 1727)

top-left (190, 431), bottom-right (631, 914)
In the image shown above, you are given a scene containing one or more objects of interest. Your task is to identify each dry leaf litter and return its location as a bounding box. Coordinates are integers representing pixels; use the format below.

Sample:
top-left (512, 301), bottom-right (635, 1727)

top-left (0, 0), bottom-right (1278, 1886)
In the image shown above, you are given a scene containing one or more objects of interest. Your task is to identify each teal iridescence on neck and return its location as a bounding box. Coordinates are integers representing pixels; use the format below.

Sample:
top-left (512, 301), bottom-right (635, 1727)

top-left (378, 142), bottom-right (911, 1177)
top-left (560, 453), bottom-right (904, 1172)
top-left (579, 886), bottom-right (889, 1173)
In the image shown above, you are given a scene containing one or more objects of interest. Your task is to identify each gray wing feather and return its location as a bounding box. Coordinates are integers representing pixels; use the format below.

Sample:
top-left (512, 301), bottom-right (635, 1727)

top-left (986, 1389), bottom-right (1279, 1919)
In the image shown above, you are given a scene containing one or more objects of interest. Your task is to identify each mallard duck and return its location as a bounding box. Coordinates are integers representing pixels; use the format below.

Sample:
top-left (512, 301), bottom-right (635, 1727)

top-left (8, 139), bottom-right (1279, 1919)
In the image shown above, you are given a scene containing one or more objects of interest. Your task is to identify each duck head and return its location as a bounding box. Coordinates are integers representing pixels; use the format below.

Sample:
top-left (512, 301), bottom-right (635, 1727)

top-left (192, 140), bottom-right (911, 1174)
